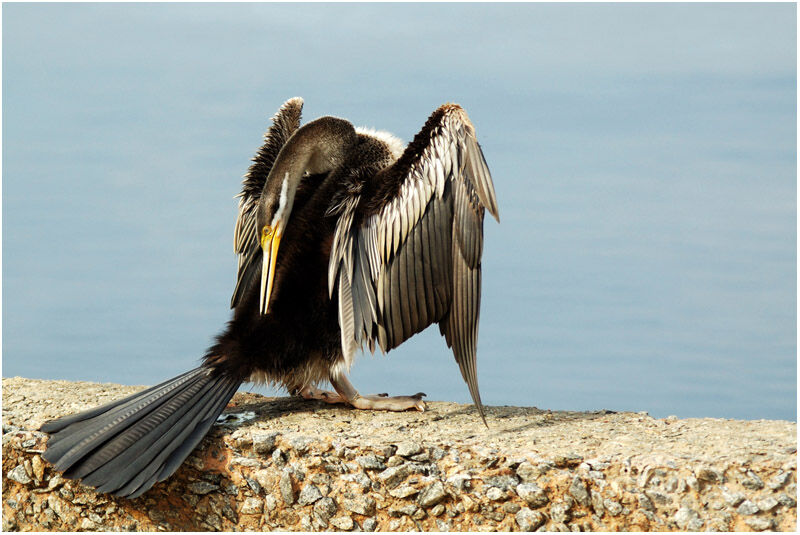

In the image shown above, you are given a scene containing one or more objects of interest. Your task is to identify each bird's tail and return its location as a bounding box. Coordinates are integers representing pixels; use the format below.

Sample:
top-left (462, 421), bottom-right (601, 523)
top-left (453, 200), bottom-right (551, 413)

top-left (40, 366), bottom-right (242, 499)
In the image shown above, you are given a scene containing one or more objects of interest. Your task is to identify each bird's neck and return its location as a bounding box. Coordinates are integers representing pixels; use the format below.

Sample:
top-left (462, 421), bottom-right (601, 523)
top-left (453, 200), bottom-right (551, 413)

top-left (271, 170), bottom-right (298, 227)
top-left (264, 116), bottom-right (358, 226)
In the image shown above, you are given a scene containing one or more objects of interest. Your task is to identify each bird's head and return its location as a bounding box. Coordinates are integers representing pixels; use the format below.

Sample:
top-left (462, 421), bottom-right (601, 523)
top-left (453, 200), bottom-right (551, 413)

top-left (256, 116), bottom-right (358, 315)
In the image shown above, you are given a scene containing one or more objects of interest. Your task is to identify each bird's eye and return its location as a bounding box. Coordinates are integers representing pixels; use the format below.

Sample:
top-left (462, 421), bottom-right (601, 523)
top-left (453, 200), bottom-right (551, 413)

top-left (262, 225), bottom-right (274, 238)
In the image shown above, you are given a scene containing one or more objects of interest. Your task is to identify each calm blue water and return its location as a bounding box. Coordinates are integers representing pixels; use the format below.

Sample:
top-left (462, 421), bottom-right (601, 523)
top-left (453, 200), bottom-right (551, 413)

top-left (3, 3), bottom-right (796, 421)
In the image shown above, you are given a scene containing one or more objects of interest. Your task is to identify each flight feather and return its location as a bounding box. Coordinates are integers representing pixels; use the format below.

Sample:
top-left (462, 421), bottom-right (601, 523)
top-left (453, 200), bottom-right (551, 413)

top-left (329, 104), bottom-right (499, 420)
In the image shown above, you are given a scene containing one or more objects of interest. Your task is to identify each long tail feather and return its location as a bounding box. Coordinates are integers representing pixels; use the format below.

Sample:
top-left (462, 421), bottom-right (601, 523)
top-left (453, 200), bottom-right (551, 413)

top-left (41, 367), bottom-right (242, 498)
top-left (44, 368), bottom-right (209, 471)
top-left (76, 374), bottom-right (222, 483)
top-left (41, 368), bottom-right (203, 434)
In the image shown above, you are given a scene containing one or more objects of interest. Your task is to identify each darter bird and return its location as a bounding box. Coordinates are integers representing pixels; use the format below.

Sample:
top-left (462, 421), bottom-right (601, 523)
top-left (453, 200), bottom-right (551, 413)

top-left (40, 97), bottom-right (500, 498)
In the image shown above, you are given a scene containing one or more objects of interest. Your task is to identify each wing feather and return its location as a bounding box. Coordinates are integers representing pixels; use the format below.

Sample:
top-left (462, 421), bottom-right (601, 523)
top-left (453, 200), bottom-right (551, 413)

top-left (419, 205), bottom-right (436, 323)
top-left (329, 104), bottom-right (498, 419)
top-left (357, 230), bottom-right (377, 328)
top-left (337, 269), bottom-right (356, 361)
top-left (431, 193), bottom-right (452, 315)
top-left (388, 258), bottom-right (404, 347)
top-left (231, 97), bottom-right (303, 308)
top-left (398, 234), bottom-right (412, 338)
top-left (411, 217), bottom-right (428, 328)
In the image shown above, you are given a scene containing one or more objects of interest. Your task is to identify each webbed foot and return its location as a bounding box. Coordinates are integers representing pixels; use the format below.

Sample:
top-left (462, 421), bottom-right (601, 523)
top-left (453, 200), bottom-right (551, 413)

top-left (327, 373), bottom-right (427, 412)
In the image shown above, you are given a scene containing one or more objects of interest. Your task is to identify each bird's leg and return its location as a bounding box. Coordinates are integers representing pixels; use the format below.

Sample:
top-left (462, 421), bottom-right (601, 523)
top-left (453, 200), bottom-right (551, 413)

top-left (295, 385), bottom-right (347, 405)
top-left (329, 373), bottom-right (426, 412)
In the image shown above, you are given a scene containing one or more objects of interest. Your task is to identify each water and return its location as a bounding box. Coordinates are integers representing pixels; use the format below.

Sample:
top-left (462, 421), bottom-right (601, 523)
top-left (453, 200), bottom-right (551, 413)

top-left (3, 3), bottom-right (796, 421)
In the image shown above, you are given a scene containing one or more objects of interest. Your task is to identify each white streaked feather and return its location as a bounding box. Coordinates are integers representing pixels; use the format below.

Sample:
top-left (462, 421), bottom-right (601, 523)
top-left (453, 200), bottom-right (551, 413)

top-left (338, 270), bottom-right (356, 366)
top-left (378, 216), bottom-right (388, 262)
top-left (450, 138), bottom-right (459, 171)
top-left (408, 184), bottom-right (418, 224)
top-left (376, 264), bottom-right (385, 313)
top-left (345, 231), bottom-right (354, 284)
top-left (271, 172), bottom-right (292, 228)
top-left (435, 161), bottom-right (446, 198)
top-left (443, 142), bottom-right (453, 178)
top-left (421, 176), bottom-right (433, 204)
top-left (368, 222), bottom-right (381, 280)
top-left (400, 197), bottom-right (409, 245)
top-left (434, 158), bottom-right (445, 195)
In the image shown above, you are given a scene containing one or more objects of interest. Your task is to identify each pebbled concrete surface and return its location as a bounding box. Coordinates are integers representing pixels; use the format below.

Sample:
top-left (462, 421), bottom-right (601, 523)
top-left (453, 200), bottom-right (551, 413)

top-left (2, 376), bottom-right (797, 531)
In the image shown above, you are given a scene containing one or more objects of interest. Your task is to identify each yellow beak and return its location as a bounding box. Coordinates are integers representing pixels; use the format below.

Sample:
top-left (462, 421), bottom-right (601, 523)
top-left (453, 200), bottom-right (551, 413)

top-left (259, 227), bottom-right (282, 315)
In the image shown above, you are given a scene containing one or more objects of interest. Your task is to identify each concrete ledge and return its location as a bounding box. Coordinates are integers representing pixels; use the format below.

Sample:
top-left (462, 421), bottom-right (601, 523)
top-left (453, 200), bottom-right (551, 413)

top-left (2, 377), bottom-right (797, 531)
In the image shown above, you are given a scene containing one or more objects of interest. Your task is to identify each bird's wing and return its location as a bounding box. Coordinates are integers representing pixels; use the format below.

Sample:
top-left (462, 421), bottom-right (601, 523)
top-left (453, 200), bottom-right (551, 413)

top-left (329, 104), bottom-right (499, 419)
top-left (231, 97), bottom-right (304, 308)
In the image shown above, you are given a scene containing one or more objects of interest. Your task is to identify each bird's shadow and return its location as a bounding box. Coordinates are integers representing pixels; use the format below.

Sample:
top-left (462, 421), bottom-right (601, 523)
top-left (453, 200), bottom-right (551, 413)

top-left (214, 392), bottom-right (619, 437)
top-left (221, 395), bottom-right (327, 421)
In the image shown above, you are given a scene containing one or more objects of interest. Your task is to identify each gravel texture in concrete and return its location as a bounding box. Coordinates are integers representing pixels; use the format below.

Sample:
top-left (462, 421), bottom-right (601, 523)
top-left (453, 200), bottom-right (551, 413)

top-left (2, 376), bottom-right (797, 531)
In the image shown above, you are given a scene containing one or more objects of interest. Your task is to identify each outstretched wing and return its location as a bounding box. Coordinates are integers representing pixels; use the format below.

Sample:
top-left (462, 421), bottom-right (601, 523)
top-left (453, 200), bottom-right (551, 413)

top-left (329, 104), bottom-right (499, 420)
top-left (231, 97), bottom-right (303, 308)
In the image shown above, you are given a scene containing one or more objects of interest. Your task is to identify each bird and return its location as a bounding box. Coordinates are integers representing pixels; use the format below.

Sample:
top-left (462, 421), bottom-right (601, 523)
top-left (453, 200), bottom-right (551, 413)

top-left (40, 97), bottom-right (500, 499)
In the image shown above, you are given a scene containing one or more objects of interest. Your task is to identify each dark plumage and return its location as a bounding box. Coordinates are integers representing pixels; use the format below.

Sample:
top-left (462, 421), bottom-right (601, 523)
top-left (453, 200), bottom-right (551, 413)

top-left (41, 97), bottom-right (499, 498)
